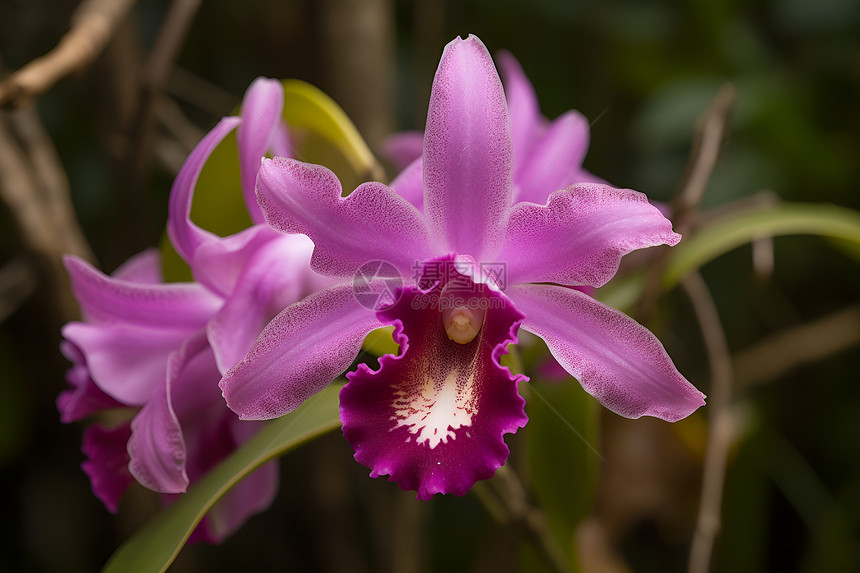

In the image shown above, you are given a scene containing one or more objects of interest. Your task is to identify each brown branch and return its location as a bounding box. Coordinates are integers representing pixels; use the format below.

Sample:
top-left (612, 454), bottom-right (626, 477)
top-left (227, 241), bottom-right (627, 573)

top-left (683, 272), bottom-right (734, 573)
top-left (0, 107), bottom-right (94, 321)
top-left (0, 0), bottom-right (138, 108)
top-left (733, 305), bottom-right (860, 389)
top-left (637, 85), bottom-right (736, 322)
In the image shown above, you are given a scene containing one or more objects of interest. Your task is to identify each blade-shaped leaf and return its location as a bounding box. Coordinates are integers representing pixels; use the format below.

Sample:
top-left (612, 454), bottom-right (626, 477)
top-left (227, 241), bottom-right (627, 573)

top-left (281, 79), bottom-right (384, 183)
top-left (102, 383), bottom-right (342, 573)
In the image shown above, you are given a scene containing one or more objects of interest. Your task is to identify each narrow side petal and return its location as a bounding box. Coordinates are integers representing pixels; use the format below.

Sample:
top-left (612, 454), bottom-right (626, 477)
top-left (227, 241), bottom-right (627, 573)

top-left (167, 116), bottom-right (242, 263)
top-left (57, 341), bottom-right (123, 422)
top-left (423, 35), bottom-right (513, 260)
top-left (256, 157), bottom-right (432, 276)
top-left (389, 157), bottom-right (424, 212)
top-left (112, 248), bottom-right (163, 284)
top-left (509, 284), bottom-right (705, 421)
top-left (382, 130), bottom-right (425, 170)
top-left (62, 322), bottom-right (189, 405)
top-left (500, 184), bottom-right (681, 288)
top-left (127, 333), bottom-right (217, 494)
top-left (199, 459), bottom-right (278, 543)
top-left (514, 110), bottom-right (591, 205)
top-left (341, 277), bottom-right (527, 500)
top-left (237, 77), bottom-right (285, 223)
top-left (81, 422), bottom-right (134, 513)
top-left (208, 234), bottom-right (316, 374)
top-left (64, 256), bottom-right (221, 327)
top-left (221, 284), bottom-right (383, 420)
top-left (496, 50), bottom-right (544, 172)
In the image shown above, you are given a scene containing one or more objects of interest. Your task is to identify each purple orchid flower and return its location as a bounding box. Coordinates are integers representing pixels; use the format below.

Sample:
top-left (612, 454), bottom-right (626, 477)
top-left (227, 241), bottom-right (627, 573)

top-left (221, 36), bottom-right (705, 500)
top-left (383, 49), bottom-right (605, 213)
top-left (59, 77), bottom-right (326, 541)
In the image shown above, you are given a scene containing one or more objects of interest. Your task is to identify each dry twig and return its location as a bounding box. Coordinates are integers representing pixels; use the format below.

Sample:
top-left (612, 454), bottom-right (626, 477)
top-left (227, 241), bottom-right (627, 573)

top-left (0, 0), bottom-right (138, 108)
top-left (683, 272), bottom-right (734, 573)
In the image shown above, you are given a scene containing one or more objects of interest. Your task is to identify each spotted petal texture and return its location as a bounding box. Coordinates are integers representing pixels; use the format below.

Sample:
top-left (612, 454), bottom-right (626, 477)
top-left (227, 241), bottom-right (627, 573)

top-left (341, 277), bottom-right (527, 500)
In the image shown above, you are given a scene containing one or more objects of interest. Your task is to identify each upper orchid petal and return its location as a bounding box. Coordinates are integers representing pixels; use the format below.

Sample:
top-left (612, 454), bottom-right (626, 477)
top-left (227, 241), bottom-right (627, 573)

top-left (256, 157), bottom-right (433, 276)
top-left (382, 130), bottom-right (424, 170)
top-left (207, 234), bottom-right (318, 374)
top-left (499, 184), bottom-right (681, 288)
top-left (423, 35), bottom-right (513, 260)
top-left (128, 331), bottom-right (220, 494)
top-left (509, 284), bottom-right (705, 421)
top-left (341, 270), bottom-right (527, 500)
top-left (167, 116), bottom-right (242, 264)
top-left (221, 284), bottom-right (383, 420)
top-left (189, 224), bottom-right (278, 298)
top-left (514, 110), bottom-right (591, 205)
top-left (64, 255), bottom-right (221, 327)
top-left (237, 78), bottom-right (286, 224)
top-left (81, 422), bottom-right (134, 513)
top-left (496, 50), bottom-right (544, 172)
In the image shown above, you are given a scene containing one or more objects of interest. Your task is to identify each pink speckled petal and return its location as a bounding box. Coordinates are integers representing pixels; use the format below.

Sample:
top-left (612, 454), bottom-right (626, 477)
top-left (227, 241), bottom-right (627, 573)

top-left (341, 275), bottom-right (527, 500)
top-left (208, 234), bottom-right (317, 373)
top-left (237, 78), bottom-right (285, 223)
top-left (81, 422), bottom-right (134, 513)
top-left (221, 284), bottom-right (383, 420)
top-left (256, 157), bottom-right (432, 276)
top-left (389, 157), bottom-right (424, 212)
top-left (128, 331), bottom-right (218, 494)
top-left (514, 110), bottom-right (591, 205)
top-left (509, 284), bottom-right (705, 421)
top-left (497, 51), bottom-right (544, 173)
top-left (167, 116), bottom-right (241, 264)
top-left (382, 130), bottom-right (424, 170)
top-left (64, 256), bottom-right (221, 327)
top-left (499, 184), bottom-right (681, 288)
top-left (423, 35), bottom-right (513, 260)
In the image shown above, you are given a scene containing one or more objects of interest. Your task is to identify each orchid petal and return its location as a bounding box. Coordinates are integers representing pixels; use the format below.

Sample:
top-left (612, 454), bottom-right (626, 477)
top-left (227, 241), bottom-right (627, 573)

top-left (189, 224), bottom-right (278, 298)
top-left (423, 35), bottom-right (513, 260)
top-left (509, 284), bottom-right (705, 421)
top-left (167, 116), bottom-right (242, 264)
top-left (128, 331), bottom-right (218, 494)
top-left (81, 422), bottom-right (134, 513)
top-left (500, 184), bottom-right (681, 287)
top-left (64, 256), bottom-right (221, 327)
top-left (237, 78), bottom-right (285, 224)
top-left (341, 280), bottom-right (527, 499)
top-left (256, 157), bottom-right (432, 276)
top-left (221, 284), bottom-right (383, 420)
top-left (57, 341), bottom-right (123, 422)
top-left (199, 458), bottom-right (278, 543)
top-left (382, 130), bottom-right (424, 170)
top-left (208, 234), bottom-right (316, 374)
top-left (62, 322), bottom-right (189, 405)
top-left (514, 110), bottom-right (591, 205)
top-left (497, 50), bottom-right (544, 172)
top-left (389, 157), bottom-right (424, 212)
top-left (112, 248), bottom-right (163, 284)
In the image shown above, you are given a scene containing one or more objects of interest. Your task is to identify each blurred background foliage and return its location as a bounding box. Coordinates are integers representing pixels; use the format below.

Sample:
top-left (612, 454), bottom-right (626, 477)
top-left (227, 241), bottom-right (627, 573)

top-left (0, 0), bottom-right (858, 571)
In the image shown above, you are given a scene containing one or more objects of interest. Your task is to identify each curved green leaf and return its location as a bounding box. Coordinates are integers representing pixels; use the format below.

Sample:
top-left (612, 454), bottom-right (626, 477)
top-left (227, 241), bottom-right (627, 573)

top-left (664, 202), bottom-right (860, 287)
top-left (102, 384), bottom-right (342, 573)
top-left (281, 80), bottom-right (384, 183)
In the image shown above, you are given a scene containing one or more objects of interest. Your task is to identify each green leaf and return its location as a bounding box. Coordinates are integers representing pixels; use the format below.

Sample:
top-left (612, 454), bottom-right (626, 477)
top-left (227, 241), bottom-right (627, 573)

top-left (102, 384), bottom-right (342, 573)
top-left (281, 80), bottom-right (384, 184)
top-left (523, 379), bottom-right (601, 570)
top-left (664, 202), bottom-right (860, 287)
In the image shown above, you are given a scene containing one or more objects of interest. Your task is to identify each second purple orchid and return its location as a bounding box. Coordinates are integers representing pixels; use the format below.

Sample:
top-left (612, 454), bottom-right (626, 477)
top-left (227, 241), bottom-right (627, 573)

top-left (221, 35), bottom-right (705, 500)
